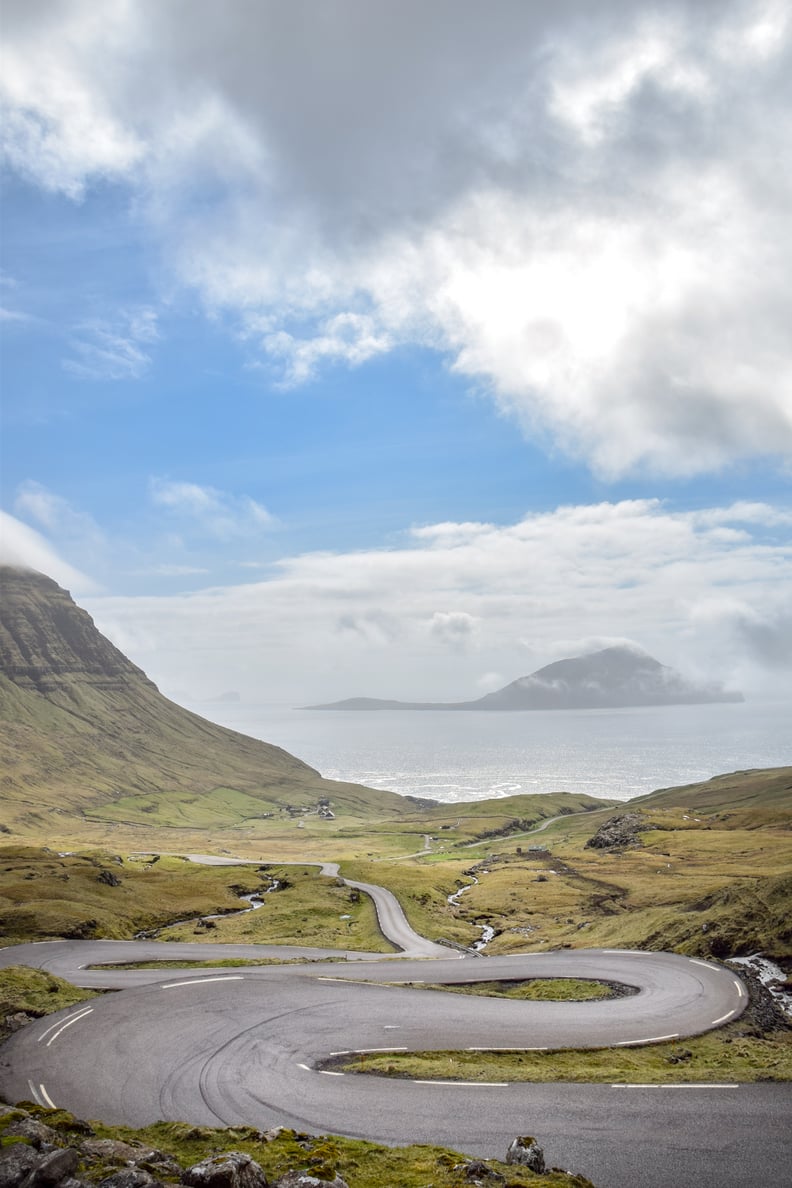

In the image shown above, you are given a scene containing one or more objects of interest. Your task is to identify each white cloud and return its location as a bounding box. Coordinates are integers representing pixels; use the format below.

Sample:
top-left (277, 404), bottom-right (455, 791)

top-left (63, 308), bottom-right (159, 381)
top-left (0, 510), bottom-right (98, 593)
top-left (2, 1), bottom-right (791, 474)
top-left (429, 611), bottom-right (479, 649)
top-left (14, 479), bottom-right (104, 545)
top-left (0, 307), bottom-right (32, 323)
top-left (81, 499), bottom-right (792, 705)
top-left (149, 479), bottom-right (275, 539)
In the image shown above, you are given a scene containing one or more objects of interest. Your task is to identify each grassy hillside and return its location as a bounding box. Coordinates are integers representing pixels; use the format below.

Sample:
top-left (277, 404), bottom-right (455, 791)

top-left (0, 566), bottom-right (416, 847)
top-left (342, 768), bottom-right (792, 959)
top-left (0, 848), bottom-right (391, 950)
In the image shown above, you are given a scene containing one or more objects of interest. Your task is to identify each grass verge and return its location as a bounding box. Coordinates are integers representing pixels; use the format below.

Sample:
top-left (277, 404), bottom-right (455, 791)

top-left (0, 1105), bottom-right (595, 1188)
top-left (327, 1022), bottom-right (792, 1083)
top-left (0, 966), bottom-right (98, 1042)
top-left (408, 978), bottom-right (625, 1002)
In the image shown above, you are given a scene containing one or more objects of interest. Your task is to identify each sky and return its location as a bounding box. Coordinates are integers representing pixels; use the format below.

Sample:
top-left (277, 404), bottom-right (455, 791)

top-left (1, 0), bottom-right (791, 708)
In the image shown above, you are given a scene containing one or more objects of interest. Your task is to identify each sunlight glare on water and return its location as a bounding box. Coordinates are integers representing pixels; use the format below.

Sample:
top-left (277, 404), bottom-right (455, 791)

top-left (187, 699), bottom-right (791, 803)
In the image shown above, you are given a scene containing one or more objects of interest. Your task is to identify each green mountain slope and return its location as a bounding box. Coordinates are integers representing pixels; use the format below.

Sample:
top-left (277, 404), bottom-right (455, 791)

top-left (0, 566), bottom-right (412, 838)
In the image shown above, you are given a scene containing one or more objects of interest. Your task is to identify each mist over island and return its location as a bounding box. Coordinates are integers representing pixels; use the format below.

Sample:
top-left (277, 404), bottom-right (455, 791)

top-left (305, 645), bottom-right (743, 712)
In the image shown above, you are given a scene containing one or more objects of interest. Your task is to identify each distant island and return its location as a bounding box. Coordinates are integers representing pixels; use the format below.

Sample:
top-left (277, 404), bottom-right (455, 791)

top-left (304, 645), bottom-right (744, 711)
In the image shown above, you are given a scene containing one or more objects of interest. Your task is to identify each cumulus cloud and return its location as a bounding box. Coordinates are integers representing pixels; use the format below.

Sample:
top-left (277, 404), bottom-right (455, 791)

top-left (149, 479), bottom-right (274, 539)
top-left (2, 1), bottom-right (791, 473)
top-left (79, 498), bottom-right (792, 704)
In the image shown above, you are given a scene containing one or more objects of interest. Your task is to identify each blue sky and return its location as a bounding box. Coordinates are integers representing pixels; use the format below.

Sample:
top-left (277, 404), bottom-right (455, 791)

top-left (2, 0), bottom-right (791, 706)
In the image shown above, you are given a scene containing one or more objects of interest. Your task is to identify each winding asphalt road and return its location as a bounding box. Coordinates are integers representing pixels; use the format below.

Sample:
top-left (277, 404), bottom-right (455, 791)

top-left (1, 866), bottom-right (790, 1188)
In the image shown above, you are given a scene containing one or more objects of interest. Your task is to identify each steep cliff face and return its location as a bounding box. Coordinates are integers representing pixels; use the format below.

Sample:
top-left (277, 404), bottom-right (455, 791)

top-left (0, 566), bottom-right (405, 835)
top-left (0, 568), bottom-right (154, 696)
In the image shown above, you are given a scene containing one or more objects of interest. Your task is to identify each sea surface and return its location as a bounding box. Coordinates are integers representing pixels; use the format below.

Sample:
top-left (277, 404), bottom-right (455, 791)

top-left (187, 697), bottom-right (791, 804)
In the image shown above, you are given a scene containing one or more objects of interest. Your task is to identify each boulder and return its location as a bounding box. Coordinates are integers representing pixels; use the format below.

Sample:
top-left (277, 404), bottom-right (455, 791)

top-left (505, 1136), bottom-right (545, 1173)
top-left (273, 1174), bottom-right (349, 1188)
top-left (0, 1144), bottom-right (41, 1188)
top-left (81, 1140), bottom-right (162, 1165)
top-left (2, 1116), bottom-right (60, 1148)
top-left (181, 1152), bottom-right (269, 1188)
top-left (20, 1147), bottom-right (80, 1186)
top-left (99, 1172), bottom-right (163, 1188)
top-left (460, 1159), bottom-right (505, 1183)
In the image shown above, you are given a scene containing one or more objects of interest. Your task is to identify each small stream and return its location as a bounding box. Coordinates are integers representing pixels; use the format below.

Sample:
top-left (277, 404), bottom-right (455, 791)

top-left (728, 953), bottom-right (792, 1019)
top-left (448, 871), bottom-right (494, 952)
top-left (134, 879), bottom-right (280, 939)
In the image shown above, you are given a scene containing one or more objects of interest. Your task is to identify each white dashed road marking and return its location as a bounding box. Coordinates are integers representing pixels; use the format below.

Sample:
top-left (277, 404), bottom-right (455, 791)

top-left (614, 1034), bottom-right (678, 1046)
top-left (42, 1008), bottom-right (95, 1048)
top-left (710, 1011), bottom-right (735, 1026)
top-left (38, 1007), bottom-right (93, 1044)
top-left (161, 976), bottom-right (245, 989)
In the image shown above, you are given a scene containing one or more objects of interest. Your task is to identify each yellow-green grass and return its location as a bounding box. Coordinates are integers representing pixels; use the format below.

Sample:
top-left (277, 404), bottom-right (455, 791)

top-left (0, 965), bottom-right (98, 1023)
top-left (411, 978), bottom-right (620, 1002)
top-left (0, 1106), bottom-right (594, 1188)
top-left (0, 848), bottom-right (384, 951)
top-left (340, 858), bottom-right (481, 947)
top-left (156, 864), bottom-right (393, 952)
top-left (0, 848), bottom-right (272, 943)
top-left (330, 1023), bottom-right (792, 1084)
top-left (431, 805), bottom-right (792, 960)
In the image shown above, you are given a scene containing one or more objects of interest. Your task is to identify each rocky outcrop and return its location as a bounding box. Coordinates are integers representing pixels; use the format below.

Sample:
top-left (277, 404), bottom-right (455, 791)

top-left (273, 1173), bottom-right (349, 1188)
top-left (585, 812), bottom-right (646, 850)
top-left (181, 1151), bottom-right (269, 1187)
top-left (505, 1136), bottom-right (546, 1172)
top-left (0, 568), bottom-right (154, 698)
top-left (0, 1109), bottom-right (359, 1188)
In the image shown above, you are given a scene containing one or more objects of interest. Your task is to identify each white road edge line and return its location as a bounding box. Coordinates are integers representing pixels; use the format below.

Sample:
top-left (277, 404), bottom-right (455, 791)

top-left (413, 1080), bottom-right (508, 1087)
top-left (161, 976), bottom-right (245, 989)
top-left (612, 1084), bottom-right (739, 1089)
top-left (45, 1009), bottom-right (95, 1048)
top-left (733, 980), bottom-right (745, 997)
top-left (710, 1011), bottom-right (735, 1026)
top-left (614, 1034), bottom-right (678, 1046)
top-left (467, 1046), bottom-right (548, 1052)
top-left (38, 1006), bottom-right (94, 1043)
top-left (297, 1063), bottom-right (311, 1071)
top-left (319, 1070), bottom-right (345, 1077)
top-left (357, 1047), bottom-right (407, 1054)
top-left (691, 959), bottom-right (715, 969)
top-left (39, 1083), bottom-right (56, 1108)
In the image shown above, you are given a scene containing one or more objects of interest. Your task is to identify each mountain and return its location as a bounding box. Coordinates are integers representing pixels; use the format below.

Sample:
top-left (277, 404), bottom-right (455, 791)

top-left (307, 645), bottom-right (743, 711)
top-left (0, 566), bottom-right (411, 838)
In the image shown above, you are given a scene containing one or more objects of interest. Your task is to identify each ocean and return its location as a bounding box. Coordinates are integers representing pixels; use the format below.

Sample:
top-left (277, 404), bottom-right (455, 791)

top-left (187, 697), bottom-right (791, 804)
